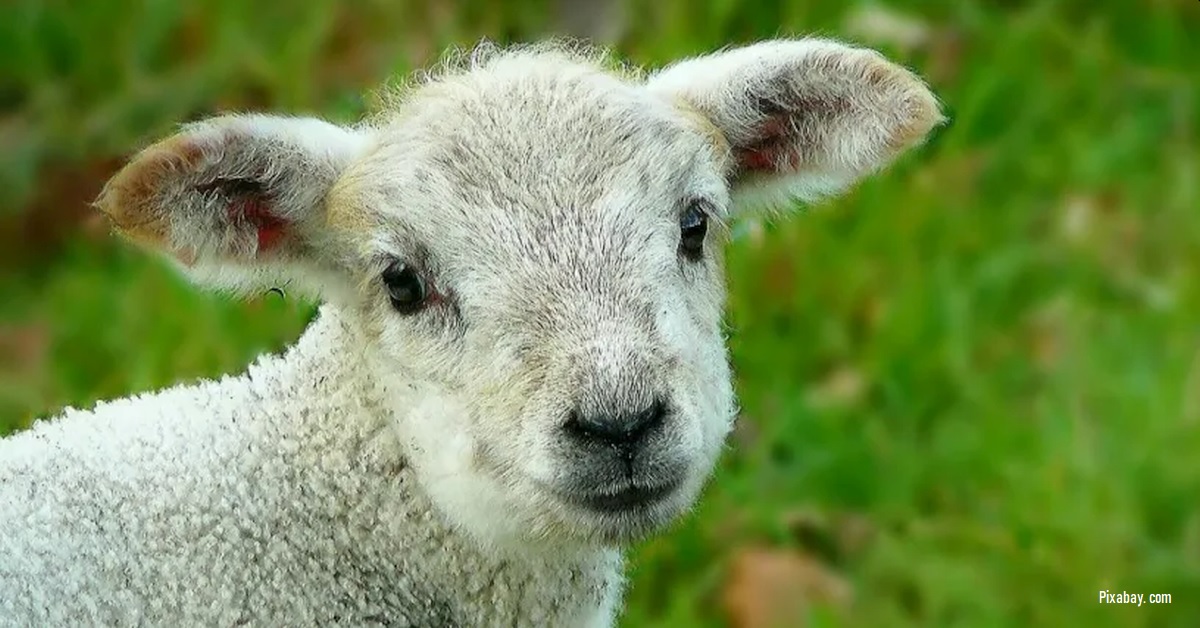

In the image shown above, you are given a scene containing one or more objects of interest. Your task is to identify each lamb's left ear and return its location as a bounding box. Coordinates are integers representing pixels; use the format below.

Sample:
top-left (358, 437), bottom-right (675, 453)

top-left (647, 38), bottom-right (944, 210)
top-left (97, 114), bottom-right (372, 297)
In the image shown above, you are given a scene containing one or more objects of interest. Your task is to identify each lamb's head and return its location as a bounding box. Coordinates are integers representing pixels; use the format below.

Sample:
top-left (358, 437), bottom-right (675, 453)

top-left (97, 40), bottom-right (942, 549)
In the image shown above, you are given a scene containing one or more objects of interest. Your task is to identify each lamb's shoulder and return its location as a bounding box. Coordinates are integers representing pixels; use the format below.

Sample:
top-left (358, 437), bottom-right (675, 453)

top-left (0, 306), bottom-right (377, 505)
top-left (1, 377), bottom-right (222, 605)
top-left (0, 307), bottom-right (623, 625)
top-left (0, 317), bottom-right (394, 624)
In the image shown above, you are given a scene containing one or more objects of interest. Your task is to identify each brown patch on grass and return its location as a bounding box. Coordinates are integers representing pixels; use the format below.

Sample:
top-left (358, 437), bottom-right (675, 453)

top-left (729, 412), bottom-right (761, 449)
top-left (317, 1), bottom-right (456, 102)
top-left (785, 507), bottom-right (879, 563)
top-left (722, 546), bottom-right (853, 628)
top-left (0, 156), bottom-right (124, 270)
top-left (0, 323), bottom-right (49, 373)
top-left (806, 365), bottom-right (868, 410)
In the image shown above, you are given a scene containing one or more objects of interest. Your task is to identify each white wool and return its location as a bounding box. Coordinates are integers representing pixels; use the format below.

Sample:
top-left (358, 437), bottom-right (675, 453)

top-left (0, 306), bottom-right (622, 626)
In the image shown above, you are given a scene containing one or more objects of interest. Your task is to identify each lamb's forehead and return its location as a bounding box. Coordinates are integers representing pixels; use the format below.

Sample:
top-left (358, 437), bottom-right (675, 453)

top-left (333, 51), bottom-right (724, 254)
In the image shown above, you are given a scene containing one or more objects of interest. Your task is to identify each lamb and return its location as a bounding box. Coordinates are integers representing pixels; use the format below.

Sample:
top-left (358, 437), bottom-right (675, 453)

top-left (0, 38), bottom-right (942, 626)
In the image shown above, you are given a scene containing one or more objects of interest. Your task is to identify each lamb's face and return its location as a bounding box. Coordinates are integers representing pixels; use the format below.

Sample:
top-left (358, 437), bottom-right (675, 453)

top-left (97, 40), bottom-right (942, 550)
top-left (332, 60), bottom-right (739, 544)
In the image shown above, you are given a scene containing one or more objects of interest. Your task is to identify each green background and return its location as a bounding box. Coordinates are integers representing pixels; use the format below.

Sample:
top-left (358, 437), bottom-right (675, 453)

top-left (1, 1), bottom-right (1197, 626)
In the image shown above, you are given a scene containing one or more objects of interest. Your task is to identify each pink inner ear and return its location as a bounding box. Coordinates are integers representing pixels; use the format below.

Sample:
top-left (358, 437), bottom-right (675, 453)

top-left (227, 195), bottom-right (288, 253)
top-left (739, 148), bottom-right (778, 171)
top-left (736, 115), bottom-right (799, 174)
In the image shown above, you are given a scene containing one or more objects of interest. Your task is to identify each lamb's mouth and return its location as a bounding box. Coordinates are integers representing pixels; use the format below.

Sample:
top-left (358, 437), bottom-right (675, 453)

top-left (554, 474), bottom-right (686, 515)
top-left (578, 480), bottom-right (680, 513)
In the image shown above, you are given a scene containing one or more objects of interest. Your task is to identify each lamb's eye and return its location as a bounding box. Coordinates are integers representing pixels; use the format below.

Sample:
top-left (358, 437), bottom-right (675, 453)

top-left (679, 201), bottom-right (709, 261)
top-left (381, 261), bottom-right (428, 314)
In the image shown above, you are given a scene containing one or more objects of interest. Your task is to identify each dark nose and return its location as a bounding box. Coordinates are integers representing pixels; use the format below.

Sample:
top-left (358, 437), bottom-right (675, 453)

top-left (565, 398), bottom-right (668, 447)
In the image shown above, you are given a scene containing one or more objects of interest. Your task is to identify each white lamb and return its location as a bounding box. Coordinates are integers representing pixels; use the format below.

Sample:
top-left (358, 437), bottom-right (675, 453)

top-left (0, 39), bottom-right (941, 626)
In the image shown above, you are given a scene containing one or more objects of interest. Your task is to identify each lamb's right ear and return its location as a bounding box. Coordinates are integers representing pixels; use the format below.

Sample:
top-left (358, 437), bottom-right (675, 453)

top-left (97, 114), bottom-right (372, 297)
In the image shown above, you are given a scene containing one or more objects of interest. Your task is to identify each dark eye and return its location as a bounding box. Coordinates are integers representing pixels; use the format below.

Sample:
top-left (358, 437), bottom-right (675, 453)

top-left (381, 261), bottom-right (428, 314)
top-left (679, 200), bottom-right (709, 261)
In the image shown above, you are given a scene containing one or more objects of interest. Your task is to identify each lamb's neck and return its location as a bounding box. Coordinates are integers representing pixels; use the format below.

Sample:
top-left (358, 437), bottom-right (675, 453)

top-left (251, 304), bottom-right (409, 493)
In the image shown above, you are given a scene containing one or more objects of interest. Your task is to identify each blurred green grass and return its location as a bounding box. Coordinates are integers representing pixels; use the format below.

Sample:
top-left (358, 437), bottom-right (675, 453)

top-left (1, 0), bottom-right (1198, 626)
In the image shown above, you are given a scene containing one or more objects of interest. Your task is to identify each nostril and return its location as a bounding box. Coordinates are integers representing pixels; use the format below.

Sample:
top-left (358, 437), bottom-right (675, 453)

top-left (636, 398), bottom-right (668, 435)
top-left (565, 397), bottom-right (669, 446)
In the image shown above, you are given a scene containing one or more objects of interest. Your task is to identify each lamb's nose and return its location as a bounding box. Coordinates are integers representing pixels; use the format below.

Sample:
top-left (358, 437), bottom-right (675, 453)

top-left (565, 398), bottom-right (668, 447)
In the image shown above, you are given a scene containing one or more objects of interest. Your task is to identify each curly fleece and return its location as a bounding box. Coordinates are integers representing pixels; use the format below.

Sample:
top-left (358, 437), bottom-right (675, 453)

top-left (0, 306), bottom-right (622, 626)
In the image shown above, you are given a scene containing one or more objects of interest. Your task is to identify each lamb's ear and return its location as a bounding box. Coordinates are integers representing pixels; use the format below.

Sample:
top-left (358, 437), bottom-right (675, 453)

top-left (647, 38), bottom-right (944, 211)
top-left (96, 114), bottom-right (372, 298)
